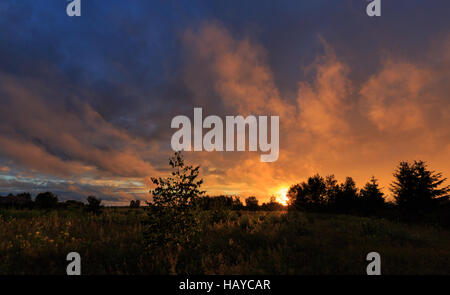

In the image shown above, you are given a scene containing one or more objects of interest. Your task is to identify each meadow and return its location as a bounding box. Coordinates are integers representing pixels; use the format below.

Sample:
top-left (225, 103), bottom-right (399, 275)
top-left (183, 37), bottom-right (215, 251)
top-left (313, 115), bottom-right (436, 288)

top-left (1, 208), bottom-right (449, 275)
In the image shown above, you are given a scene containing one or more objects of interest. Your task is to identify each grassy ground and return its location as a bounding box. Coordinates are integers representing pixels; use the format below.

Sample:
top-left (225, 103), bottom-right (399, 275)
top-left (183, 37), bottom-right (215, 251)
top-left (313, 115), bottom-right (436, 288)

top-left (0, 208), bottom-right (449, 275)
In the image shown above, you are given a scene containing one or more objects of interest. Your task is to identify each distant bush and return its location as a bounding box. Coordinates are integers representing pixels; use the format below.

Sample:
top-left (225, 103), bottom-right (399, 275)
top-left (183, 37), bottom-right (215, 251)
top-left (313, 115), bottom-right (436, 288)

top-left (35, 192), bottom-right (58, 209)
top-left (245, 196), bottom-right (259, 211)
top-left (194, 195), bottom-right (243, 210)
top-left (85, 196), bottom-right (102, 214)
top-left (260, 196), bottom-right (285, 211)
top-left (129, 200), bottom-right (141, 208)
top-left (63, 200), bottom-right (85, 209)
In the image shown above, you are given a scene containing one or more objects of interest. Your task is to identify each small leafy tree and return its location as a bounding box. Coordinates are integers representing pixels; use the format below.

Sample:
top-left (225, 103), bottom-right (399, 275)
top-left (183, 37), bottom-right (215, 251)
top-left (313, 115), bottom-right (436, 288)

top-left (85, 196), bottom-right (102, 214)
top-left (391, 161), bottom-right (450, 213)
top-left (145, 152), bottom-right (204, 252)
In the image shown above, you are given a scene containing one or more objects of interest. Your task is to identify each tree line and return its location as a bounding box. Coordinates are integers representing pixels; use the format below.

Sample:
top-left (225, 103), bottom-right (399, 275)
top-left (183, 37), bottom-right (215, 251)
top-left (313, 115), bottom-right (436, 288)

top-left (192, 195), bottom-right (284, 211)
top-left (0, 192), bottom-right (103, 214)
top-left (1, 157), bottom-right (449, 226)
top-left (287, 160), bottom-right (450, 225)
top-left (0, 191), bottom-right (283, 212)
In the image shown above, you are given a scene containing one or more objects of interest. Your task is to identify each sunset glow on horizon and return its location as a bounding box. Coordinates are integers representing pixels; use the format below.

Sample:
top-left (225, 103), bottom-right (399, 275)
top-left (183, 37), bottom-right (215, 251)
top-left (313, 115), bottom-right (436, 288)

top-left (275, 187), bottom-right (290, 206)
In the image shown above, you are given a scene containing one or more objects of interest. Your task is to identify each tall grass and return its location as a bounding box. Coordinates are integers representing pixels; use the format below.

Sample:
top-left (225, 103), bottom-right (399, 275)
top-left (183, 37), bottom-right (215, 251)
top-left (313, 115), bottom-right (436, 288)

top-left (0, 208), bottom-right (449, 274)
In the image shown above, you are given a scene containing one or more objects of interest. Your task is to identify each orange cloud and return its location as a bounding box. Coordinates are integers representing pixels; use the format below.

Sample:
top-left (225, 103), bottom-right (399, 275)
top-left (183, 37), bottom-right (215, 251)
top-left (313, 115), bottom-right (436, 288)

top-left (360, 61), bottom-right (432, 132)
top-left (182, 22), bottom-right (295, 119)
top-left (178, 24), bottom-right (450, 202)
top-left (0, 73), bottom-right (159, 178)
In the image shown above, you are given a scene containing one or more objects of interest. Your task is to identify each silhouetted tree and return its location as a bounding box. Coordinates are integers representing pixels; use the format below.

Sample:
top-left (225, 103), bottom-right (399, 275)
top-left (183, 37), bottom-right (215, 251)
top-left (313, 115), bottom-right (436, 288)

top-left (245, 196), bottom-right (259, 211)
top-left (86, 196), bottom-right (102, 214)
top-left (334, 177), bottom-right (359, 213)
top-left (232, 196), bottom-right (244, 210)
top-left (288, 174), bottom-right (327, 211)
top-left (35, 192), bottom-right (58, 209)
top-left (15, 193), bottom-right (33, 208)
top-left (360, 176), bottom-right (385, 215)
top-left (287, 183), bottom-right (302, 208)
top-left (391, 161), bottom-right (450, 215)
top-left (305, 174), bottom-right (327, 207)
top-left (324, 175), bottom-right (340, 205)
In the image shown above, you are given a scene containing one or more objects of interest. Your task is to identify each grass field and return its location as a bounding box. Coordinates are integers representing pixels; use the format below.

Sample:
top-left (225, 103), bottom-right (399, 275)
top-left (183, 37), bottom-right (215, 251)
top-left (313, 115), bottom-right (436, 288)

top-left (0, 208), bottom-right (449, 275)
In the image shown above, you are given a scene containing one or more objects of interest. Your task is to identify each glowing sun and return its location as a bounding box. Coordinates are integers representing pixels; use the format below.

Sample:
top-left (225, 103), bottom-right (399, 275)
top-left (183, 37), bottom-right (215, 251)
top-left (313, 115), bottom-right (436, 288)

top-left (275, 187), bottom-right (289, 206)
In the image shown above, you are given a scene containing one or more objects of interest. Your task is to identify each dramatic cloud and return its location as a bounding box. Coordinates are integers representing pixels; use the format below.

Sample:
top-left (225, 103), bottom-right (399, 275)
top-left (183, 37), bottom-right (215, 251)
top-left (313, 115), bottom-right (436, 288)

top-left (0, 73), bottom-right (159, 178)
top-left (182, 23), bottom-right (294, 118)
top-left (360, 62), bottom-right (431, 132)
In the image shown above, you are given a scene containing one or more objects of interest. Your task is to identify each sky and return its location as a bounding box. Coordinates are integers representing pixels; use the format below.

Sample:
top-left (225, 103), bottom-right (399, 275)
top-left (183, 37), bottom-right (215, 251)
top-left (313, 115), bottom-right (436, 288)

top-left (0, 0), bottom-right (449, 205)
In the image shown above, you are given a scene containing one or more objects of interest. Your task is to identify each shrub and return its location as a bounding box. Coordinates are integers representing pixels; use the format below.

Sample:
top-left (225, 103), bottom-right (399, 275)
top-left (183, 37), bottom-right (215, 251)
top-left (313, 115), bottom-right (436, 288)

top-left (85, 196), bottom-right (102, 214)
top-left (245, 196), bottom-right (259, 211)
top-left (64, 200), bottom-right (85, 209)
top-left (35, 192), bottom-right (58, 209)
top-left (129, 200), bottom-right (141, 208)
